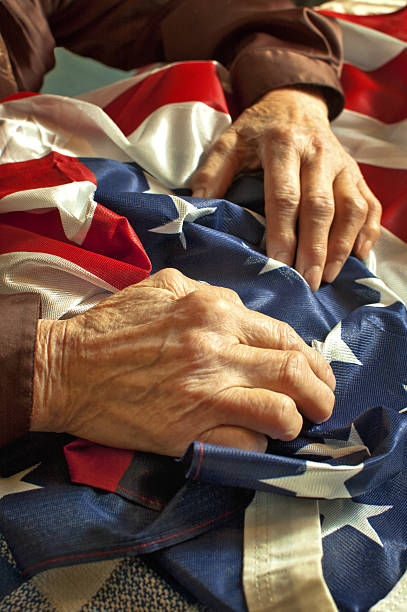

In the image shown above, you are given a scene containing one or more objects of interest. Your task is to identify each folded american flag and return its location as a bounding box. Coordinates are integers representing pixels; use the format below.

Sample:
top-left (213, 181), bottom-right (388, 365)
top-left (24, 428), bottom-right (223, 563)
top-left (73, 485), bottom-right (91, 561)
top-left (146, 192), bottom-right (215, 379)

top-left (0, 7), bottom-right (407, 612)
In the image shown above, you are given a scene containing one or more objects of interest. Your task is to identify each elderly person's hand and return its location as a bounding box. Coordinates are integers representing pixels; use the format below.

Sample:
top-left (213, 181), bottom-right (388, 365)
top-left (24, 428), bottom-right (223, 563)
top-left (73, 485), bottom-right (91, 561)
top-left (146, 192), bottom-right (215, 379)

top-left (32, 268), bottom-right (335, 456)
top-left (191, 88), bottom-right (382, 292)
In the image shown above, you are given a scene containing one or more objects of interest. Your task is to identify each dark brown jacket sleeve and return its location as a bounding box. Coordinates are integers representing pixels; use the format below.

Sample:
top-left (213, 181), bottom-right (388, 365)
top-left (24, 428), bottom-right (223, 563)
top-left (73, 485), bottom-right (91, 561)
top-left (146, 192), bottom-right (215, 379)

top-left (0, 294), bottom-right (40, 447)
top-left (0, 0), bottom-right (344, 117)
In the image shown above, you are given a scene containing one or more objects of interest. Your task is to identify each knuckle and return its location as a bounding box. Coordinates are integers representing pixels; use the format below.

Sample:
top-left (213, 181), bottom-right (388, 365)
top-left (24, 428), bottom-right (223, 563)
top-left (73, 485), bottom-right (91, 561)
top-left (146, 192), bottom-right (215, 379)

top-left (341, 196), bottom-right (367, 222)
top-left (270, 126), bottom-right (296, 146)
top-left (309, 134), bottom-right (327, 155)
top-left (329, 237), bottom-right (352, 259)
top-left (280, 350), bottom-right (307, 387)
top-left (212, 137), bottom-right (232, 157)
top-left (276, 322), bottom-right (301, 351)
top-left (156, 267), bottom-right (183, 283)
top-left (183, 290), bottom-right (214, 323)
top-left (272, 189), bottom-right (300, 211)
top-left (304, 193), bottom-right (334, 218)
top-left (217, 287), bottom-right (242, 305)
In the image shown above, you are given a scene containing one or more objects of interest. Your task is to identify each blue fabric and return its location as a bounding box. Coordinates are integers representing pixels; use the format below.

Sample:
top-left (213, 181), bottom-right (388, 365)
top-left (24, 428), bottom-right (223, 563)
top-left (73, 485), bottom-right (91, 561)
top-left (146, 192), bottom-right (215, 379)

top-left (1, 158), bottom-right (406, 611)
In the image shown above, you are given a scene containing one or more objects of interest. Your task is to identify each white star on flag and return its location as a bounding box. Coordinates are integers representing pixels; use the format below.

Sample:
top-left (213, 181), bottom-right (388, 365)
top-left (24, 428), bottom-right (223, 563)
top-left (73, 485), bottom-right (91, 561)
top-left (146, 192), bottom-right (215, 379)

top-left (312, 322), bottom-right (362, 365)
top-left (319, 498), bottom-right (393, 546)
top-left (0, 464), bottom-right (42, 500)
top-left (245, 253), bottom-right (285, 275)
top-left (149, 195), bottom-right (216, 248)
top-left (355, 277), bottom-right (401, 307)
top-left (295, 424), bottom-right (370, 460)
top-left (259, 460), bottom-right (364, 499)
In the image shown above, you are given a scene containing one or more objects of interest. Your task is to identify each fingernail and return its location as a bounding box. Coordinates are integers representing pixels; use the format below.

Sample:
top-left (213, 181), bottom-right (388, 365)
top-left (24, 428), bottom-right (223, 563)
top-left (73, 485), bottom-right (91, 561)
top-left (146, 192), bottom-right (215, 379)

top-left (303, 266), bottom-right (322, 292)
top-left (324, 260), bottom-right (342, 284)
top-left (326, 368), bottom-right (336, 392)
top-left (193, 189), bottom-right (206, 198)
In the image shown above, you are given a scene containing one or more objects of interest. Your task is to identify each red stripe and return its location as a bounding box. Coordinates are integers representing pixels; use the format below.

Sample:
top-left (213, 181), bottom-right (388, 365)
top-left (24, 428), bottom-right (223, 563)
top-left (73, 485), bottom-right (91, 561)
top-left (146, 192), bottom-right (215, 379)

top-left (341, 50), bottom-right (407, 123)
top-left (64, 439), bottom-right (134, 493)
top-left (0, 152), bottom-right (96, 199)
top-left (321, 7), bottom-right (407, 42)
top-left (103, 61), bottom-right (229, 137)
top-left (359, 163), bottom-right (407, 243)
top-left (81, 204), bottom-right (148, 265)
top-left (0, 91), bottom-right (40, 104)
top-left (0, 223), bottom-right (150, 289)
top-left (2, 204), bottom-right (150, 269)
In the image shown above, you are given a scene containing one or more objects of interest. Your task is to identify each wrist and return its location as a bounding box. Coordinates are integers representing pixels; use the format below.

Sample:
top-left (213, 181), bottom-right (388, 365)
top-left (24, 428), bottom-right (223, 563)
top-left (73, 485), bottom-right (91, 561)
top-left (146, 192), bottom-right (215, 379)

top-left (261, 86), bottom-right (329, 123)
top-left (32, 318), bottom-right (68, 433)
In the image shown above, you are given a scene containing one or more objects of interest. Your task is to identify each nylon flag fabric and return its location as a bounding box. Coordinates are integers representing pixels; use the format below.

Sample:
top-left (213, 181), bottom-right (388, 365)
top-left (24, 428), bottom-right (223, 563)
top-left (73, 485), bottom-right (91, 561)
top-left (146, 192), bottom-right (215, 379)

top-left (0, 8), bottom-right (407, 612)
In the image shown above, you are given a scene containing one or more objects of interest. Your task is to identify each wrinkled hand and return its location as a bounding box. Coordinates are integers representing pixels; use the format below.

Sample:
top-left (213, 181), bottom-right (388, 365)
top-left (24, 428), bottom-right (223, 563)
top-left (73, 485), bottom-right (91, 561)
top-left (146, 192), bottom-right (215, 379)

top-left (192, 88), bottom-right (382, 291)
top-left (33, 268), bottom-right (335, 456)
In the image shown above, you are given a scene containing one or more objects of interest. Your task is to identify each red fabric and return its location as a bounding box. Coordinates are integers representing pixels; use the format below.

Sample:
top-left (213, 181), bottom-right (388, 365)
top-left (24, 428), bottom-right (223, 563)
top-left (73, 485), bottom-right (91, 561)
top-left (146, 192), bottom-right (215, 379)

top-left (64, 439), bottom-right (134, 492)
top-left (341, 50), bottom-right (407, 123)
top-left (103, 61), bottom-right (229, 136)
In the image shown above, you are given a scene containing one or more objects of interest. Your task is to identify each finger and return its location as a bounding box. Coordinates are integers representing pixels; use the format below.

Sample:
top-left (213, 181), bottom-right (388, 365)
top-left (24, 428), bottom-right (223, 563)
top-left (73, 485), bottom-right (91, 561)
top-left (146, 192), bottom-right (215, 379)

top-left (322, 170), bottom-right (368, 283)
top-left (228, 345), bottom-right (335, 424)
top-left (199, 425), bottom-right (268, 452)
top-left (353, 178), bottom-right (382, 259)
top-left (262, 141), bottom-right (301, 266)
top-left (231, 309), bottom-right (336, 391)
top-left (295, 160), bottom-right (335, 291)
top-left (215, 387), bottom-right (304, 441)
top-left (191, 129), bottom-right (241, 198)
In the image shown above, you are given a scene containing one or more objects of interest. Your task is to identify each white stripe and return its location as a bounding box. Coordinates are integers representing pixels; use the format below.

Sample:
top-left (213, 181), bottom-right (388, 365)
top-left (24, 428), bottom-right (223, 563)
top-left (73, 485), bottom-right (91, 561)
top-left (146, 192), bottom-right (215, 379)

top-left (0, 251), bottom-right (115, 319)
top-left (0, 95), bottom-right (230, 188)
top-left (0, 183), bottom-right (97, 245)
top-left (0, 96), bottom-right (133, 164)
top-left (332, 109), bottom-right (407, 169)
top-left (320, 0), bottom-right (406, 16)
top-left (369, 567), bottom-right (407, 611)
top-left (364, 227), bottom-right (407, 307)
top-left (127, 102), bottom-right (231, 187)
top-left (243, 492), bottom-right (338, 612)
top-left (339, 18), bottom-right (407, 71)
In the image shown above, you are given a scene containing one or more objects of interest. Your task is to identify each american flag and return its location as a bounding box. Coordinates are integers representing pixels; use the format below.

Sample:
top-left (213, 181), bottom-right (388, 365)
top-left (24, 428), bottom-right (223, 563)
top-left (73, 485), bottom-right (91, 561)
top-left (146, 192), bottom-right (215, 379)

top-left (0, 7), bottom-right (406, 612)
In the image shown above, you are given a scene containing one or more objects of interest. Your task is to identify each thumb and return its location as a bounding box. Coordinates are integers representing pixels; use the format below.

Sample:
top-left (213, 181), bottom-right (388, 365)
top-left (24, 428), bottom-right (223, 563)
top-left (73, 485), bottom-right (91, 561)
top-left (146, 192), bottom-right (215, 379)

top-left (191, 129), bottom-right (241, 198)
top-left (199, 425), bottom-right (268, 453)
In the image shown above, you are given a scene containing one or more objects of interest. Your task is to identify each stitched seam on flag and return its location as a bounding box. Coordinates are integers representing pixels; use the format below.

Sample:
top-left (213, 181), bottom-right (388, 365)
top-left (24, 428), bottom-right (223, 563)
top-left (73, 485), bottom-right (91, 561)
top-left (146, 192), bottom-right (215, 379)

top-left (192, 442), bottom-right (204, 481)
top-left (116, 485), bottom-right (164, 509)
top-left (22, 504), bottom-right (246, 574)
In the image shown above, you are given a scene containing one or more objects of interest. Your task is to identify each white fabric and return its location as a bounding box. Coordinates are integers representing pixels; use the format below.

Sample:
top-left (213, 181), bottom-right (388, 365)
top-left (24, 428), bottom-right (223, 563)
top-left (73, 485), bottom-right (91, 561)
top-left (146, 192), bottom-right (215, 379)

top-left (339, 19), bottom-right (407, 70)
top-left (243, 492), bottom-right (337, 612)
top-left (369, 568), bottom-right (407, 611)
top-left (365, 227), bottom-right (407, 307)
top-left (332, 110), bottom-right (407, 169)
top-left (0, 252), bottom-right (114, 319)
top-left (320, 0), bottom-right (406, 16)
top-left (0, 184), bottom-right (97, 245)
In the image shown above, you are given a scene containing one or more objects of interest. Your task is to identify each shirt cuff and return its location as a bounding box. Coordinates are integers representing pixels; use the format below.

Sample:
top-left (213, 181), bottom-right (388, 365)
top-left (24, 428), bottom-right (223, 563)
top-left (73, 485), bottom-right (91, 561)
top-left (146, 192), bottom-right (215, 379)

top-left (0, 293), bottom-right (40, 447)
top-left (230, 47), bottom-right (345, 120)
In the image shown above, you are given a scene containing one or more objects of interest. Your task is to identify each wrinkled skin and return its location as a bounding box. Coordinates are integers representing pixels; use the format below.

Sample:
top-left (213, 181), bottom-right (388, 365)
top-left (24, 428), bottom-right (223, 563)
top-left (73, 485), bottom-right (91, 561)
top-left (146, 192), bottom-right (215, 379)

top-left (192, 87), bottom-right (382, 291)
top-left (33, 268), bottom-right (336, 457)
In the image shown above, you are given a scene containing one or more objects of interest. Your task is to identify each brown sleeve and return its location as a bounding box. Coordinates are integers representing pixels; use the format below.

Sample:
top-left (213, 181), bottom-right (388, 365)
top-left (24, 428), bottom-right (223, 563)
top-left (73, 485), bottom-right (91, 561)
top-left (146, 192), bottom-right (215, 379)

top-left (0, 294), bottom-right (40, 447)
top-left (0, 0), bottom-right (344, 119)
